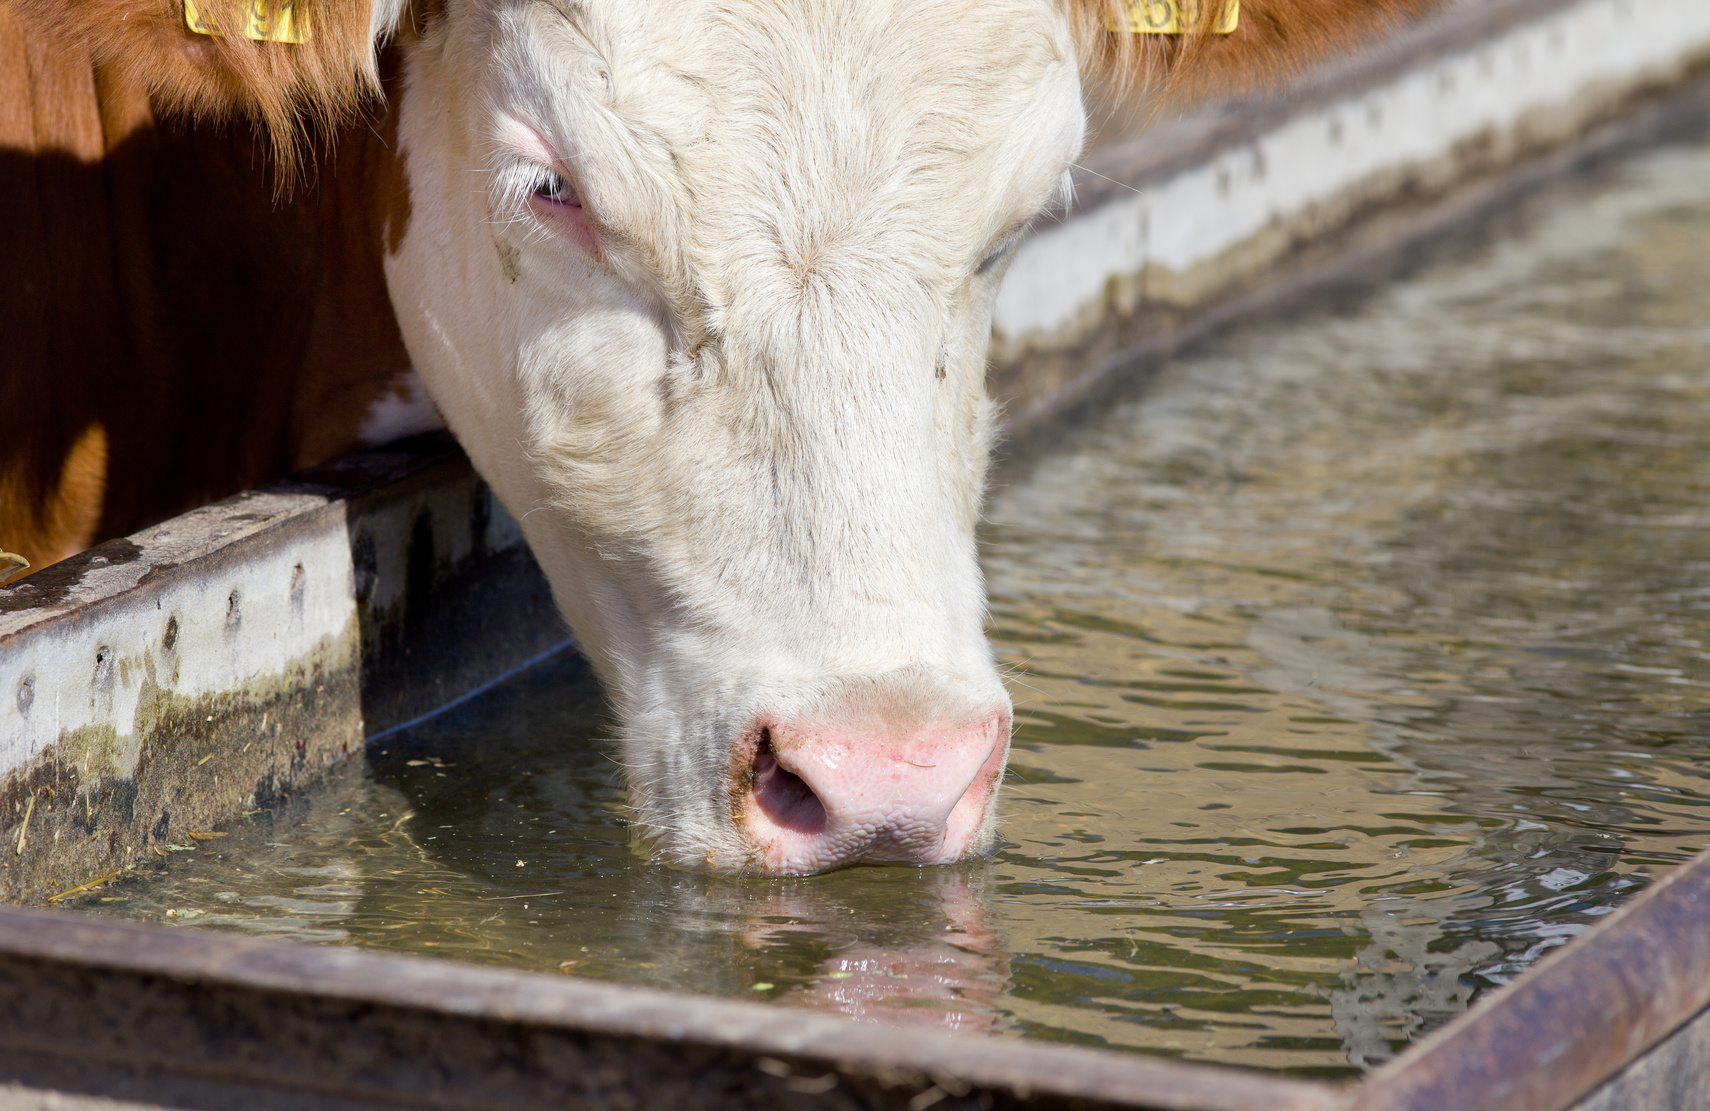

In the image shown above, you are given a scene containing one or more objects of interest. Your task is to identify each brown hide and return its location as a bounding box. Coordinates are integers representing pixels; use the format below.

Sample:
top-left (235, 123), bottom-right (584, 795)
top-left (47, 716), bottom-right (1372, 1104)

top-left (4, 0), bottom-right (381, 170)
top-left (0, 2), bottom-right (411, 573)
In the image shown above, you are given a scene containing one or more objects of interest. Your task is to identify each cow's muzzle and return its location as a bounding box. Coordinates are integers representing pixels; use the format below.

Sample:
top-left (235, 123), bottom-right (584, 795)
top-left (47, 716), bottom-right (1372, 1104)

top-left (731, 706), bottom-right (1011, 875)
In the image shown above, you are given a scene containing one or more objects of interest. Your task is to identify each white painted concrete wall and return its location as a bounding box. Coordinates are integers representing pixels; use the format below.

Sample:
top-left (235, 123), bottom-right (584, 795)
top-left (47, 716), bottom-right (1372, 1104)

top-left (995, 0), bottom-right (1710, 344)
top-left (0, 492), bottom-right (354, 783)
top-left (0, 463), bottom-right (526, 786)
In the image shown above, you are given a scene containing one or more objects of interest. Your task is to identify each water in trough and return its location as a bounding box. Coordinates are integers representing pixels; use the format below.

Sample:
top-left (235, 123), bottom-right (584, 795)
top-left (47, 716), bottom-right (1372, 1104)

top-left (76, 132), bottom-right (1710, 1076)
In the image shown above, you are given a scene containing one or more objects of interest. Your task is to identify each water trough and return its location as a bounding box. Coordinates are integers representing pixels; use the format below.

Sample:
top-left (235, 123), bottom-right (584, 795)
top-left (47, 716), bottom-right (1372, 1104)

top-left (4, 0), bottom-right (1710, 1106)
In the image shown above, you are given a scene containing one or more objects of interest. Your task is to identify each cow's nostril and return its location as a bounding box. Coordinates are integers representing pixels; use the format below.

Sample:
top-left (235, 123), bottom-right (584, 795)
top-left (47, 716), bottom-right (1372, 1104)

top-left (751, 735), bottom-right (827, 835)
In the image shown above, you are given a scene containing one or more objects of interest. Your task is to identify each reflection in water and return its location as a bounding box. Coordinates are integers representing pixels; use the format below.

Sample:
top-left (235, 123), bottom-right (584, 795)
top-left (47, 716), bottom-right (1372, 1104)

top-left (83, 134), bottom-right (1710, 1074)
top-left (740, 869), bottom-right (1012, 1034)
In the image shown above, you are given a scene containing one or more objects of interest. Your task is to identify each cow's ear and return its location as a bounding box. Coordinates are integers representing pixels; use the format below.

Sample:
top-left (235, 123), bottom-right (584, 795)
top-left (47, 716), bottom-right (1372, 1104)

top-left (1064, 0), bottom-right (1447, 102)
top-left (8, 0), bottom-right (410, 164)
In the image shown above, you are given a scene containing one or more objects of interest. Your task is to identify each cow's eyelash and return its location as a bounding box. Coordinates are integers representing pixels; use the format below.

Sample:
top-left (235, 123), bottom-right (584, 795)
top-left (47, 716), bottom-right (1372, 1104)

top-left (492, 159), bottom-right (571, 222)
top-left (493, 162), bottom-right (581, 221)
top-left (496, 159), bottom-right (603, 258)
top-left (533, 168), bottom-right (581, 207)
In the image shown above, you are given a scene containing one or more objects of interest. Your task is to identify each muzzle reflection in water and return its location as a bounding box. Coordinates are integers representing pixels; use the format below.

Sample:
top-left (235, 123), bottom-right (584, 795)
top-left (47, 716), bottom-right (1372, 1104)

top-left (729, 868), bottom-right (1012, 1034)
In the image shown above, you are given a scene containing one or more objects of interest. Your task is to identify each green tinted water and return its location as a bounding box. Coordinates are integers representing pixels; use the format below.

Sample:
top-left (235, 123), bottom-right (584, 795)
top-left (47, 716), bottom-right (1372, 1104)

top-left (77, 135), bottom-right (1710, 1076)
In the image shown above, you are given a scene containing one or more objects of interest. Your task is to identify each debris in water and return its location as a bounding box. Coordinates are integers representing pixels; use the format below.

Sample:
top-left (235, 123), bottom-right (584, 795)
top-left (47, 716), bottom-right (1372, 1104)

top-left (47, 870), bottom-right (120, 903)
top-left (13, 794), bottom-right (34, 855)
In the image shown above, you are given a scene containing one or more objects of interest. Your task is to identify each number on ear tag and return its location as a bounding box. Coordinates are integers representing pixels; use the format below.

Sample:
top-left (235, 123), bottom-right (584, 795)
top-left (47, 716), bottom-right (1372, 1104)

top-left (1109, 0), bottom-right (1239, 34)
top-left (184, 0), bottom-right (310, 44)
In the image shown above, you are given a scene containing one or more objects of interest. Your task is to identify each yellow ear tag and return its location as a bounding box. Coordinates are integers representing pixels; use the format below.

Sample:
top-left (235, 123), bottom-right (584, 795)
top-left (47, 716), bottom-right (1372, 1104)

top-left (184, 0), bottom-right (310, 44)
top-left (1109, 0), bottom-right (1239, 34)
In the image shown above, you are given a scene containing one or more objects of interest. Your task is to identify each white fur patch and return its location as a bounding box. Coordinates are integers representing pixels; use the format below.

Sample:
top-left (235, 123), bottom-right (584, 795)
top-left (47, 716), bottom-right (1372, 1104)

top-left (358, 370), bottom-right (444, 447)
top-left (370, 0), bottom-right (410, 44)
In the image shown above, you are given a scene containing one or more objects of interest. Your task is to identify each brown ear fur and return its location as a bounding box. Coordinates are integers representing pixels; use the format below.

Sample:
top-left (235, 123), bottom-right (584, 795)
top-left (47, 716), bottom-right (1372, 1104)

top-left (1066, 0), bottom-right (1451, 104)
top-left (5, 0), bottom-right (390, 167)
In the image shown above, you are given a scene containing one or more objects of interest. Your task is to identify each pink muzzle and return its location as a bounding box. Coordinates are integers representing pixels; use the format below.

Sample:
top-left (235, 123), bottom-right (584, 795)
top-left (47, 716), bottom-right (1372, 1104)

top-left (732, 709), bottom-right (1011, 874)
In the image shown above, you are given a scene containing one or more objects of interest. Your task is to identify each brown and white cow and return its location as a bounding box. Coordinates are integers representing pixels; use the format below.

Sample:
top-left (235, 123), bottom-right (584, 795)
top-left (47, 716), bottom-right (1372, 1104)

top-left (1, 0), bottom-right (1437, 874)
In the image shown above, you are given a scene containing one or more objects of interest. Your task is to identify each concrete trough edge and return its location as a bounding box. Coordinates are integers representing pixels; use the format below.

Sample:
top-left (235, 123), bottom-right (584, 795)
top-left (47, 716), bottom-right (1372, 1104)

top-left (0, 433), bottom-right (568, 906)
top-left (1001, 63), bottom-right (1710, 450)
top-left (1065, 0), bottom-right (1597, 212)
top-left (991, 0), bottom-right (1710, 438)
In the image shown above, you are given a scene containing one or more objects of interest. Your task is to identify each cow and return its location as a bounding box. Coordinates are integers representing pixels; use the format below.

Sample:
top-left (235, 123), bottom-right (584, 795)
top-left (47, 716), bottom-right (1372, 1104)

top-left (1, 0), bottom-right (1438, 874)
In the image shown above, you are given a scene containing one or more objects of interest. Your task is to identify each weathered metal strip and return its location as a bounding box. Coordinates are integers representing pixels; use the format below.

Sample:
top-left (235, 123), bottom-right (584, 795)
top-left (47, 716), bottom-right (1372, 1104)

top-left (0, 906), bottom-right (1349, 1111)
top-left (1351, 847), bottom-right (1710, 1111)
top-left (1569, 1002), bottom-right (1710, 1111)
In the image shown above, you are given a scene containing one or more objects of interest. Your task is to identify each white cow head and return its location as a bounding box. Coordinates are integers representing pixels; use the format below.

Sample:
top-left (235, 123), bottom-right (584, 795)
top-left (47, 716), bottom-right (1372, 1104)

top-left (41, 0), bottom-right (1433, 874)
top-left (386, 0), bottom-right (1086, 873)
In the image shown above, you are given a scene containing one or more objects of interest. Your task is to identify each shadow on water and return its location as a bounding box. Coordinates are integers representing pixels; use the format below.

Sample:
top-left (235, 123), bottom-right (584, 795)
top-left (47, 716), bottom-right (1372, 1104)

top-left (78, 129), bottom-right (1710, 1077)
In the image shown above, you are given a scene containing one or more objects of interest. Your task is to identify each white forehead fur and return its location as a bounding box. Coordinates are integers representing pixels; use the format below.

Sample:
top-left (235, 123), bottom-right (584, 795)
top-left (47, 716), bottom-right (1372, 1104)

top-left (389, 0), bottom-right (1086, 865)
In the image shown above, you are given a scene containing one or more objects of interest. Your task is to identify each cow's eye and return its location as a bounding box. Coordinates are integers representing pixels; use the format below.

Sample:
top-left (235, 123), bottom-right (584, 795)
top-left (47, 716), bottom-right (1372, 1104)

top-left (534, 170), bottom-right (580, 207)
